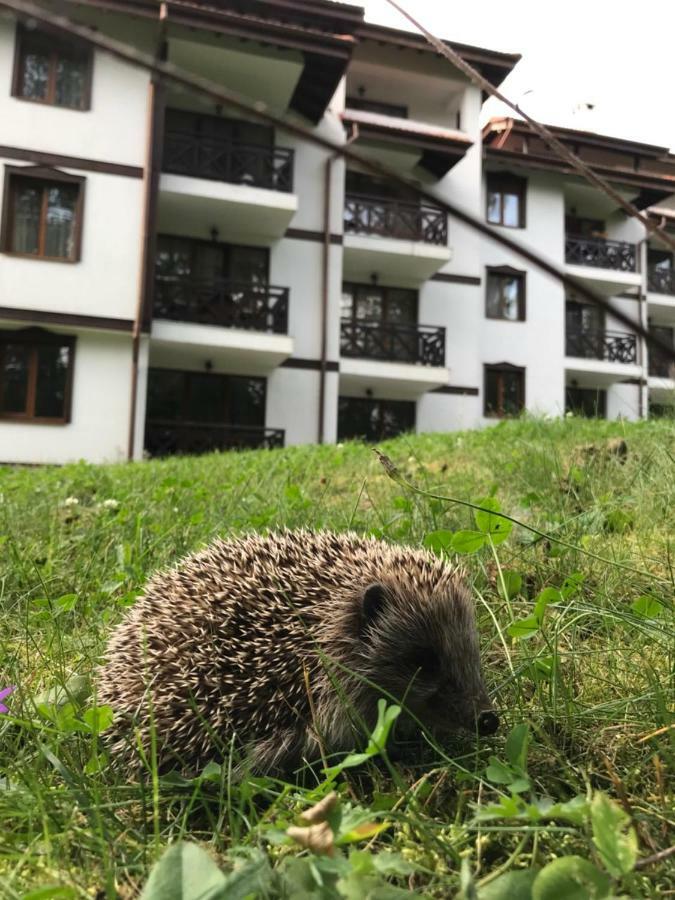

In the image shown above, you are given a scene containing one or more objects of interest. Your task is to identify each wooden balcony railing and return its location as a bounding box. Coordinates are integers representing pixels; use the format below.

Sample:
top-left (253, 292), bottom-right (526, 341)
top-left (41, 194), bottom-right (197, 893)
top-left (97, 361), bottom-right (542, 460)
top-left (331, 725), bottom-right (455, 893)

top-left (566, 328), bottom-right (637, 363)
top-left (647, 266), bottom-right (675, 295)
top-left (344, 194), bottom-right (448, 245)
top-left (340, 319), bottom-right (446, 366)
top-left (565, 235), bottom-right (637, 272)
top-left (153, 276), bottom-right (289, 334)
top-left (162, 131), bottom-right (294, 191)
top-left (145, 421), bottom-right (285, 457)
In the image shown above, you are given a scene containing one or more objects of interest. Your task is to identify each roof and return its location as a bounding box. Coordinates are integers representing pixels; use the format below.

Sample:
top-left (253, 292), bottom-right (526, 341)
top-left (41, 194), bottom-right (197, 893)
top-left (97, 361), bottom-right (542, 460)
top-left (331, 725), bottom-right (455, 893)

top-left (483, 117), bottom-right (675, 208)
top-left (355, 22), bottom-right (521, 89)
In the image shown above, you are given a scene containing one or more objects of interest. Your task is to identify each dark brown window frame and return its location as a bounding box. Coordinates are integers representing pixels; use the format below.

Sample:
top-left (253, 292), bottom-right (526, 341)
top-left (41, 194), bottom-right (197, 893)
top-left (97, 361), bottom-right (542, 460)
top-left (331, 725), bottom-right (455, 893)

top-left (0, 165), bottom-right (86, 263)
top-left (485, 266), bottom-right (526, 321)
top-left (11, 23), bottom-right (93, 111)
top-left (484, 363), bottom-right (525, 418)
top-left (486, 172), bottom-right (527, 228)
top-left (341, 281), bottom-right (419, 324)
top-left (0, 327), bottom-right (76, 425)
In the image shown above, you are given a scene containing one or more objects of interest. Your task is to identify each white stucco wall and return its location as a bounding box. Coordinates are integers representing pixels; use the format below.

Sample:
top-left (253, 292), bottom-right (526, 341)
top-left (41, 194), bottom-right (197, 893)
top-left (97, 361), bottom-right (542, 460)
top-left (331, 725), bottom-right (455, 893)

top-left (0, 329), bottom-right (133, 464)
top-left (0, 160), bottom-right (145, 321)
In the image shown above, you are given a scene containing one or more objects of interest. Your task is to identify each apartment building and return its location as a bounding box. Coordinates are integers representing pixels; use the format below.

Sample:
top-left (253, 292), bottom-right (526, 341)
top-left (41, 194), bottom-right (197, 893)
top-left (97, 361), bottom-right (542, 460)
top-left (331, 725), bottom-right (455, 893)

top-left (0, 0), bottom-right (673, 465)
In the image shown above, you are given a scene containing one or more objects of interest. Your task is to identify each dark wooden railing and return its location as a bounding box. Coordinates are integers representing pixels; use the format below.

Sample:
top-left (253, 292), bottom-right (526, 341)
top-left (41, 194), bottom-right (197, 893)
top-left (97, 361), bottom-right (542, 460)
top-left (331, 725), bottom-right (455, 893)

top-left (344, 194), bottom-right (448, 245)
top-left (566, 328), bottom-right (637, 363)
top-left (340, 319), bottom-right (446, 366)
top-left (647, 266), bottom-right (675, 295)
top-left (145, 421), bottom-right (285, 457)
top-left (154, 276), bottom-right (289, 333)
top-left (565, 235), bottom-right (637, 272)
top-left (163, 130), bottom-right (294, 191)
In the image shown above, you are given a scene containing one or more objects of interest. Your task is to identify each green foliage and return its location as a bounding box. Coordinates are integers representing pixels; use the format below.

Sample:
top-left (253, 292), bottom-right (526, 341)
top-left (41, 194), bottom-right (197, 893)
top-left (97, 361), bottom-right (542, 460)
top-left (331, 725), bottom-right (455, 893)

top-left (1, 418), bottom-right (673, 897)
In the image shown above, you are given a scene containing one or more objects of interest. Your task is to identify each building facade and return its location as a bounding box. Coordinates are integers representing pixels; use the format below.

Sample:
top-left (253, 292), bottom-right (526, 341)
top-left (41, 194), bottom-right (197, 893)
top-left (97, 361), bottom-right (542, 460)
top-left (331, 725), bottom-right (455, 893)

top-left (1, 0), bottom-right (674, 465)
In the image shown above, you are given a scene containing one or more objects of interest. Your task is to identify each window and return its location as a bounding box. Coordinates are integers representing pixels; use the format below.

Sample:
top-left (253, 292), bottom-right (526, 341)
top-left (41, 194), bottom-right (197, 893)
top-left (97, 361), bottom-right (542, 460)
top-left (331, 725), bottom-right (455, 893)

top-left (565, 215), bottom-right (606, 239)
top-left (338, 397), bottom-right (415, 442)
top-left (484, 365), bottom-right (525, 417)
top-left (341, 283), bottom-right (417, 325)
top-left (565, 386), bottom-right (606, 418)
top-left (565, 298), bottom-right (604, 358)
top-left (485, 268), bottom-right (526, 321)
top-left (648, 325), bottom-right (674, 378)
top-left (486, 173), bottom-right (526, 228)
top-left (0, 329), bottom-right (75, 423)
top-left (12, 25), bottom-right (92, 110)
top-left (1, 167), bottom-right (85, 262)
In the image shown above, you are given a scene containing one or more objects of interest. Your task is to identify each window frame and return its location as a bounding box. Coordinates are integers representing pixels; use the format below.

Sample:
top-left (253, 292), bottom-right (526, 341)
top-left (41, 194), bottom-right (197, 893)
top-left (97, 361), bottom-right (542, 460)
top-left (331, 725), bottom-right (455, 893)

top-left (0, 328), bottom-right (76, 425)
top-left (337, 396), bottom-right (416, 442)
top-left (11, 23), bottom-right (93, 111)
top-left (341, 282), bottom-right (419, 325)
top-left (484, 363), bottom-right (525, 418)
top-left (0, 165), bottom-right (86, 263)
top-left (485, 266), bottom-right (526, 321)
top-left (486, 172), bottom-right (527, 228)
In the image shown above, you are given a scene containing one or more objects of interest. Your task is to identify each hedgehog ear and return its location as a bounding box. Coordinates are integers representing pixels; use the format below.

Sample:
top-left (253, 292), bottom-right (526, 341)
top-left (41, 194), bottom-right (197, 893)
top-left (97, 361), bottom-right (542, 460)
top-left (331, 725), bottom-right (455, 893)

top-left (361, 582), bottom-right (387, 635)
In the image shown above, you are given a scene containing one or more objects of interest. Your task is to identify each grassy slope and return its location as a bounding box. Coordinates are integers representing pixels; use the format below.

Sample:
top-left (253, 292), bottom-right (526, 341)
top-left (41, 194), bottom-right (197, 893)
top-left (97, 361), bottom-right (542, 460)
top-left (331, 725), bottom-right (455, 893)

top-left (0, 417), bottom-right (673, 897)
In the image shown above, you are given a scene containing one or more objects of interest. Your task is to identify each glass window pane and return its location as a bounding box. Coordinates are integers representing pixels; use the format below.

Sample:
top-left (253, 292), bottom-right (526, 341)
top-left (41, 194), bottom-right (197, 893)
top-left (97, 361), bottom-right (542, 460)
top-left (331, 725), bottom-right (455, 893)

top-left (1, 343), bottom-right (30, 414)
top-left (503, 372), bottom-right (522, 415)
top-left (44, 184), bottom-right (78, 259)
top-left (341, 285), bottom-right (355, 319)
top-left (11, 183), bottom-right (42, 254)
top-left (502, 193), bottom-right (520, 227)
top-left (188, 373), bottom-right (225, 423)
top-left (20, 48), bottom-right (49, 100)
top-left (156, 237), bottom-right (192, 278)
top-left (35, 343), bottom-right (70, 418)
top-left (146, 370), bottom-right (184, 420)
top-left (486, 191), bottom-right (502, 224)
top-left (485, 369), bottom-right (499, 415)
top-left (227, 246), bottom-right (268, 285)
top-left (386, 289), bottom-right (417, 324)
top-left (486, 275), bottom-right (502, 318)
top-left (355, 287), bottom-right (383, 320)
top-left (228, 377), bottom-right (265, 426)
top-left (502, 277), bottom-right (520, 320)
top-left (55, 55), bottom-right (87, 109)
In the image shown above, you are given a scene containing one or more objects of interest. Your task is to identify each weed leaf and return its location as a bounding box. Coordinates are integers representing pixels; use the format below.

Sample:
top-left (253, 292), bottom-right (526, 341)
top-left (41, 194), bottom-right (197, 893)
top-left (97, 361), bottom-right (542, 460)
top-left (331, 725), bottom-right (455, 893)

top-left (590, 792), bottom-right (638, 878)
top-left (451, 530), bottom-right (487, 554)
top-left (140, 842), bottom-right (227, 900)
top-left (532, 855), bottom-right (611, 899)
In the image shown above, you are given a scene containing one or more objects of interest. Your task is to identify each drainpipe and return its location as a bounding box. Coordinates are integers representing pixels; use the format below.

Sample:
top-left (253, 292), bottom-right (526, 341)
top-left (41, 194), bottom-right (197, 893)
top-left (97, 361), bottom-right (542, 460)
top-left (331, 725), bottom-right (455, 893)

top-left (638, 232), bottom-right (651, 420)
top-left (318, 123), bottom-right (358, 444)
top-left (127, 3), bottom-right (167, 460)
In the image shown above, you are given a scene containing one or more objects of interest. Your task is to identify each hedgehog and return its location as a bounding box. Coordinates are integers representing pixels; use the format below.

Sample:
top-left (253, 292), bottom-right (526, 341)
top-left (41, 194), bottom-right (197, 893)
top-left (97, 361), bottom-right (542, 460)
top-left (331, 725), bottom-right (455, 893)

top-left (97, 530), bottom-right (499, 774)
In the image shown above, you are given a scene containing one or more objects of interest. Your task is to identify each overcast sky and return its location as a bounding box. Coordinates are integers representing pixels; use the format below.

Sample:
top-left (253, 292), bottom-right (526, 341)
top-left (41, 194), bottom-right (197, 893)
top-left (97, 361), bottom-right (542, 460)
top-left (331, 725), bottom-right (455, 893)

top-left (360, 0), bottom-right (675, 151)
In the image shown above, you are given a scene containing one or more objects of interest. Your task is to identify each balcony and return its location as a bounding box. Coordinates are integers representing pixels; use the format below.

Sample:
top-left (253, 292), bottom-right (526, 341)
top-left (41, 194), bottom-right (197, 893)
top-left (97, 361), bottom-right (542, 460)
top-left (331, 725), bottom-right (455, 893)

top-left (339, 319), bottom-right (449, 398)
top-left (145, 421), bottom-right (285, 457)
top-left (342, 194), bottom-right (451, 285)
top-left (647, 267), bottom-right (675, 323)
top-left (565, 328), bottom-right (641, 386)
top-left (158, 133), bottom-right (298, 243)
top-left (163, 131), bottom-right (294, 192)
top-left (154, 276), bottom-right (289, 334)
top-left (564, 235), bottom-right (641, 296)
top-left (340, 319), bottom-right (445, 366)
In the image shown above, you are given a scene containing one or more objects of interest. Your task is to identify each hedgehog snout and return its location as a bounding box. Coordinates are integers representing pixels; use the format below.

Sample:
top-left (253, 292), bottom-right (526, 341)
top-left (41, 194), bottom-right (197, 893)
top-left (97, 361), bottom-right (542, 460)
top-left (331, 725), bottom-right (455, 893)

top-left (476, 709), bottom-right (500, 735)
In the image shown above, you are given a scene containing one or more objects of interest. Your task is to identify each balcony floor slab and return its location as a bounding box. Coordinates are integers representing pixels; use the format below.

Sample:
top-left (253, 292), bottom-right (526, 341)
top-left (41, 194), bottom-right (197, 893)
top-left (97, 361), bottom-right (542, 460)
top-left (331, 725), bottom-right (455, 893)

top-left (150, 319), bottom-right (293, 375)
top-left (564, 264), bottom-right (641, 297)
top-left (647, 292), bottom-right (675, 324)
top-left (565, 357), bottom-right (642, 386)
top-left (159, 174), bottom-right (298, 244)
top-left (343, 234), bottom-right (452, 286)
top-left (648, 375), bottom-right (675, 397)
top-left (340, 357), bottom-right (450, 399)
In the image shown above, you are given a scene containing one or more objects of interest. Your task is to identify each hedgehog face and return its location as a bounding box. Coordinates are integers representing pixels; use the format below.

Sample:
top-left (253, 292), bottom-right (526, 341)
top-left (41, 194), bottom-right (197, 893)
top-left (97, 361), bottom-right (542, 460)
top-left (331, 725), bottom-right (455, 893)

top-left (356, 581), bottom-right (498, 738)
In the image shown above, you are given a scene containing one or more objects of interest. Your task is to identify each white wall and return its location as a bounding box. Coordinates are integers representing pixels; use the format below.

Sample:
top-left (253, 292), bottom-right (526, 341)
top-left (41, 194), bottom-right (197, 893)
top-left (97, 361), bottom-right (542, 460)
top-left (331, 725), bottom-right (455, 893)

top-left (0, 160), bottom-right (145, 321)
top-left (0, 19), bottom-right (149, 168)
top-left (0, 329), bottom-right (133, 464)
top-left (267, 368), bottom-right (339, 445)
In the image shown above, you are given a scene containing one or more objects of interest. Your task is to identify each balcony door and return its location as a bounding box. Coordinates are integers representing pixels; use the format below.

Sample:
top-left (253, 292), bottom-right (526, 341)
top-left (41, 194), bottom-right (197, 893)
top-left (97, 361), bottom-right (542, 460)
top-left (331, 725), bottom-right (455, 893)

top-left (341, 283), bottom-right (418, 362)
top-left (145, 369), bottom-right (266, 456)
top-left (155, 236), bottom-right (269, 326)
top-left (566, 299), bottom-right (604, 359)
top-left (648, 325), bottom-right (674, 378)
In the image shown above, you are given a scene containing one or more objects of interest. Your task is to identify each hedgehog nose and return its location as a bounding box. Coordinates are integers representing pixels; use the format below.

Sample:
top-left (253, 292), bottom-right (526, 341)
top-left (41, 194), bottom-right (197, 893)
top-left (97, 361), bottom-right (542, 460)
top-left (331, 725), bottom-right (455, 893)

top-left (477, 710), bottom-right (500, 736)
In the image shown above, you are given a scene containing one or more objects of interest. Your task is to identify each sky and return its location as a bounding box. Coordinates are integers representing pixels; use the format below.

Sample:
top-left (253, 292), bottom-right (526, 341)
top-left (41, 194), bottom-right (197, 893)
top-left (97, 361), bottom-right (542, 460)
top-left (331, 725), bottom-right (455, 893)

top-left (360, 0), bottom-right (675, 151)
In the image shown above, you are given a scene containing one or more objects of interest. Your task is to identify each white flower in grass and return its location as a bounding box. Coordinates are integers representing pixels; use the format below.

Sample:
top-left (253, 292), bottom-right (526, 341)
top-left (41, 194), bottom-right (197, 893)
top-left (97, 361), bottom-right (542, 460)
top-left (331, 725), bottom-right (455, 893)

top-left (63, 497), bottom-right (79, 507)
top-left (102, 499), bottom-right (120, 510)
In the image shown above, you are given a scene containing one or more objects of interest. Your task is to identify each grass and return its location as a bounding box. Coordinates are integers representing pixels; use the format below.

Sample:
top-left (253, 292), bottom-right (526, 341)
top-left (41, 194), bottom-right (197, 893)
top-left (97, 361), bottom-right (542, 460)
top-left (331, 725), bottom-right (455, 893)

top-left (0, 416), bottom-right (673, 898)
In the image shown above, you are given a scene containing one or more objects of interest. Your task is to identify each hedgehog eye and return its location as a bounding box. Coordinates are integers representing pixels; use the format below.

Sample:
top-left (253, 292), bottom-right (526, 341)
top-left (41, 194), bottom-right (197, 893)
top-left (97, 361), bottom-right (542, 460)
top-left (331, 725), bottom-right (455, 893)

top-left (408, 648), bottom-right (441, 678)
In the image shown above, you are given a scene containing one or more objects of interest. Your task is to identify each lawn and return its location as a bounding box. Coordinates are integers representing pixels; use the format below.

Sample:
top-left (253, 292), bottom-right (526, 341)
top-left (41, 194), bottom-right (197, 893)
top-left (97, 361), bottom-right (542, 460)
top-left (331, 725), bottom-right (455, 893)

top-left (0, 416), bottom-right (673, 898)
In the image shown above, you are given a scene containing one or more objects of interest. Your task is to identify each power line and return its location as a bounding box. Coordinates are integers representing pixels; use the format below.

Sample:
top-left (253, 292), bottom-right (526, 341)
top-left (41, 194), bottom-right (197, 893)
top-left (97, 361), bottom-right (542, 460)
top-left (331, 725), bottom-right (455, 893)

top-left (0, 0), bottom-right (673, 366)
top-left (382, 0), bottom-right (675, 256)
